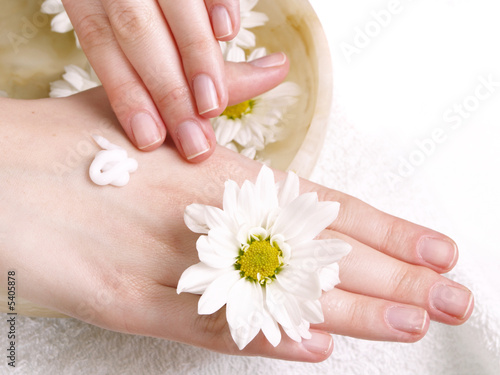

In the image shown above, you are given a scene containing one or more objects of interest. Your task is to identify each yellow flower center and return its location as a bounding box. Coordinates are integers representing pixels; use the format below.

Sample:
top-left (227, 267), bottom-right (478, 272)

top-left (236, 240), bottom-right (282, 283)
top-left (222, 100), bottom-right (254, 120)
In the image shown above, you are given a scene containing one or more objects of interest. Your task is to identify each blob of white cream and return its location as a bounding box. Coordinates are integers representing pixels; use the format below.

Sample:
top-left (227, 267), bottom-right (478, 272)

top-left (89, 135), bottom-right (138, 187)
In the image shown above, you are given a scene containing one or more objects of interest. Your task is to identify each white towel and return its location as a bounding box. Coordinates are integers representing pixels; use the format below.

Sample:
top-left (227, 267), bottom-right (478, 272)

top-left (3, 93), bottom-right (499, 374)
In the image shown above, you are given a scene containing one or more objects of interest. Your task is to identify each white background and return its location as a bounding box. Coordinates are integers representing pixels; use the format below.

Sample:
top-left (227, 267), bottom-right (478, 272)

top-left (309, 0), bottom-right (500, 264)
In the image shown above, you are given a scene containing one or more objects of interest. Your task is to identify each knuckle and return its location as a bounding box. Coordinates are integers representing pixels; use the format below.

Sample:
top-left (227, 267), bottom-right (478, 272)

top-left (108, 4), bottom-right (153, 43)
top-left (389, 265), bottom-right (432, 300)
top-left (343, 298), bottom-right (370, 329)
top-left (179, 36), bottom-right (215, 58)
top-left (156, 84), bottom-right (192, 112)
top-left (77, 13), bottom-right (113, 49)
top-left (379, 217), bottom-right (406, 253)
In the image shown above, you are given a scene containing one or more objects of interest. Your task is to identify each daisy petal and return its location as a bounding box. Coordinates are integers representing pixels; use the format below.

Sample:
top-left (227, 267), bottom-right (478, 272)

top-left (184, 204), bottom-right (210, 234)
top-left (290, 239), bottom-right (352, 269)
top-left (276, 171), bottom-right (300, 207)
top-left (260, 307), bottom-right (281, 347)
top-left (226, 279), bottom-right (264, 350)
top-left (255, 166), bottom-right (278, 217)
top-left (223, 180), bottom-right (240, 221)
top-left (197, 236), bottom-right (236, 268)
top-left (299, 299), bottom-right (324, 324)
top-left (177, 263), bottom-right (231, 294)
top-left (271, 192), bottom-right (318, 240)
top-left (51, 11), bottom-right (74, 33)
top-left (198, 271), bottom-right (241, 315)
top-left (287, 201), bottom-right (340, 245)
top-left (319, 263), bottom-right (341, 292)
top-left (276, 266), bottom-right (322, 300)
top-left (266, 282), bottom-right (302, 327)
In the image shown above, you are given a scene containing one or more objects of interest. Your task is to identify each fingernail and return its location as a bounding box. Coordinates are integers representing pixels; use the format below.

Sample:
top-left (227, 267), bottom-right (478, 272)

top-left (211, 5), bottom-right (233, 39)
top-left (301, 331), bottom-right (333, 355)
top-left (249, 52), bottom-right (287, 68)
top-left (386, 306), bottom-right (428, 334)
top-left (430, 284), bottom-right (474, 319)
top-left (177, 121), bottom-right (210, 160)
top-left (417, 237), bottom-right (458, 269)
top-left (193, 74), bottom-right (219, 115)
top-left (130, 112), bottom-right (161, 149)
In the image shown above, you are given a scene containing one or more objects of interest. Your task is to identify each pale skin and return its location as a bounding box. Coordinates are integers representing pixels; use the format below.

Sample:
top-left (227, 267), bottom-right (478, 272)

top-left (0, 63), bottom-right (473, 362)
top-left (62, 0), bottom-right (244, 161)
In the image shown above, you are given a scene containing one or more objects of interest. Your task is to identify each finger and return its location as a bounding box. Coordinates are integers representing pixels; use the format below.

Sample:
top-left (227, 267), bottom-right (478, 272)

top-left (158, 0), bottom-right (228, 118)
top-left (315, 288), bottom-right (430, 343)
top-left (305, 182), bottom-right (459, 274)
top-left (106, 285), bottom-right (334, 363)
top-left (328, 230), bottom-right (474, 325)
top-left (205, 0), bottom-right (240, 41)
top-left (101, 0), bottom-right (217, 162)
top-left (63, 0), bottom-right (167, 151)
top-left (225, 54), bottom-right (289, 105)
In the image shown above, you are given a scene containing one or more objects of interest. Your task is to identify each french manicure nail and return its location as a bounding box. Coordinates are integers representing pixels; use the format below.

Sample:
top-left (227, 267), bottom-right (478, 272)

top-left (177, 121), bottom-right (210, 160)
top-left (430, 284), bottom-right (474, 319)
top-left (130, 112), bottom-right (161, 149)
top-left (193, 74), bottom-right (219, 115)
top-left (211, 5), bottom-right (233, 39)
top-left (301, 331), bottom-right (333, 355)
top-left (417, 237), bottom-right (458, 269)
top-left (386, 306), bottom-right (428, 334)
top-left (249, 52), bottom-right (287, 68)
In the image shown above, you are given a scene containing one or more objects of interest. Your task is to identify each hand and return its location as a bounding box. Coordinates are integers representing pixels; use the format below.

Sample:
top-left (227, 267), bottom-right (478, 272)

top-left (61, 0), bottom-right (271, 161)
top-left (0, 88), bottom-right (473, 363)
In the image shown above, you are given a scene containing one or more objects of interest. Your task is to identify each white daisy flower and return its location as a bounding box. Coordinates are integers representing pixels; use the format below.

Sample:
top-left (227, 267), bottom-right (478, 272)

top-left (220, 0), bottom-right (268, 61)
top-left (178, 166), bottom-right (351, 350)
top-left (41, 0), bottom-right (80, 47)
top-left (49, 65), bottom-right (100, 98)
top-left (212, 48), bottom-right (300, 151)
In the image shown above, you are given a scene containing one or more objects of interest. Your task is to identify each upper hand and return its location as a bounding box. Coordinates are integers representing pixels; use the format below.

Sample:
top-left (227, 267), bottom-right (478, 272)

top-left (62, 0), bottom-right (273, 161)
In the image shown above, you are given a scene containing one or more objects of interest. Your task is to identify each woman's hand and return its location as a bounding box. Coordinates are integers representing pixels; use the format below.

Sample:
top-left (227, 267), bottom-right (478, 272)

top-left (61, 0), bottom-right (271, 161)
top-left (0, 87), bottom-right (473, 362)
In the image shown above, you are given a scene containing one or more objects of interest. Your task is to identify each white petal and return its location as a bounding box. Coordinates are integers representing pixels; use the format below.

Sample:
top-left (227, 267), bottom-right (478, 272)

top-left (290, 239), bottom-right (352, 269)
top-left (51, 11), bottom-right (74, 33)
top-left (254, 166), bottom-right (278, 219)
top-left (184, 204), bottom-right (210, 234)
top-left (266, 282), bottom-right (302, 327)
top-left (223, 180), bottom-right (240, 221)
top-left (240, 0), bottom-right (258, 12)
top-left (207, 228), bottom-right (240, 258)
top-left (197, 236), bottom-right (235, 268)
top-left (276, 170), bottom-right (300, 207)
top-left (177, 263), bottom-right (231, 294)
top-left (49, 80), bottom-right (74, 98)
top-left (248, 47), bottom-right (267, 61)
top-left (241, 12), bottom-right (269, 28)
top-left (288, 201), bottom-right (340, 245)
top-left (237, 180), bottom-right (261, 227)
top-left (40, 0), bottom-right (64, 14)
top-left (260, 307), bottom-right (281, 347)
top-left (226, 279), bottom-right (263, 350)
top-left (198, 271), bottom-right (241, 315)
top-left (225, 44), bottom-right (246, 62)
top-left (319, 263), bottom-right (341, 292)
top-left (299, 299), bottom-right (324, 324)
top-left (271, 192), bottom-right (318, 240)
top-left (234, 28), bottom-right (256, 48)
top-left (185, 204), bottom-right (234, 235)
top-left (276, 266), bottom-right (322, 300)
